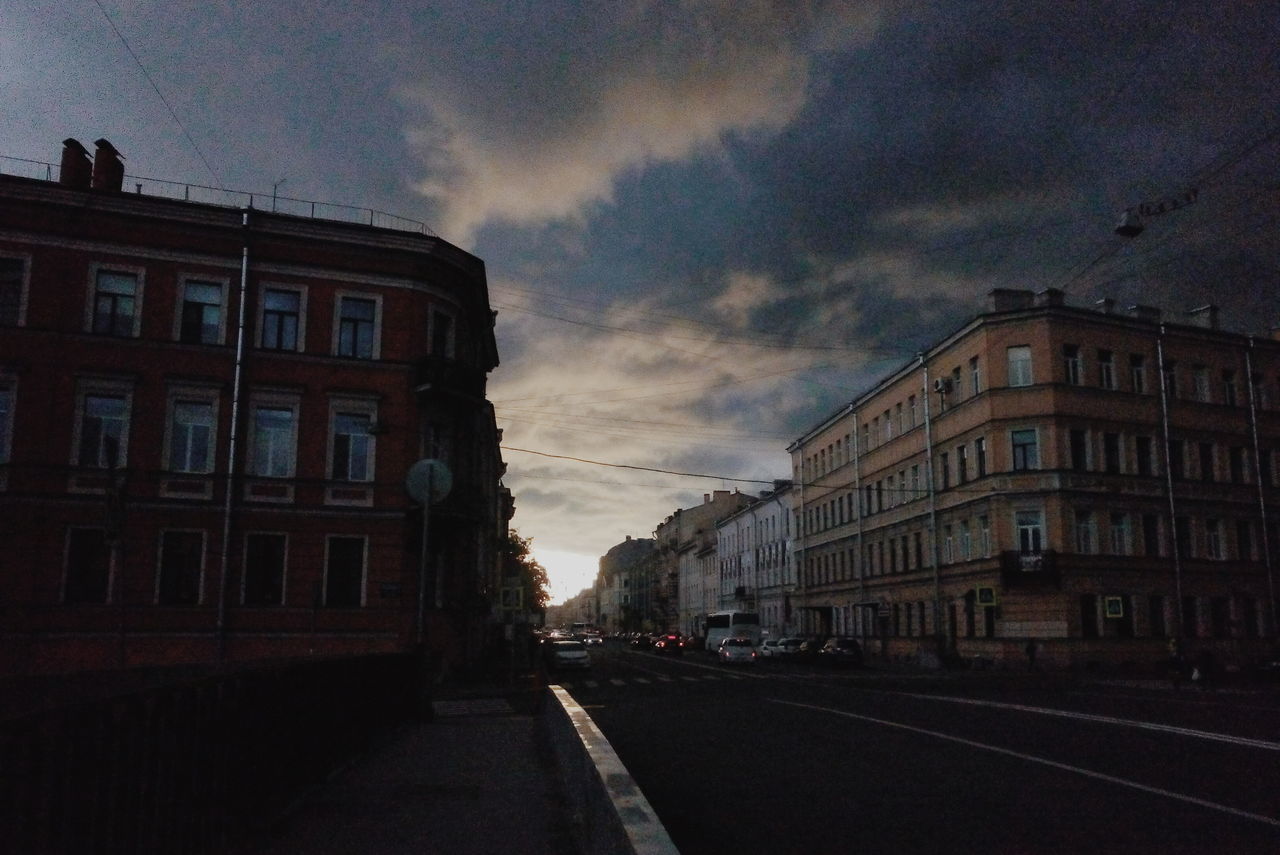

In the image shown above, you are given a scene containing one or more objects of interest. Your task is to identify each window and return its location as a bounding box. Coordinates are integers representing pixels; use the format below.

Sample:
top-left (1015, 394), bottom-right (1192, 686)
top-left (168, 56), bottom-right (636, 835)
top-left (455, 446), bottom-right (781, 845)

top-left (978, 516), bottom-right (991, 557)
top-left (1007, 346), bottom-right (1033, 387)
top-left (0, 383), bottom-right (11, 464)
top-left (942, 525), bottom-right (954, 563)
top-left (1109, 512), bottom-right (1129, 553)
top-left (1205, 519), bottom-right (1223, 560)
top-left (969, 356), bottom-right (981, 395)
top-left (908, 395), bottom-right (918, 427)
top-left (65, 528), bottom-right (110, 603)
top-left (91, 269), bottom-right (139, 337)
top-left (261, 288), bottom-right (302, 351)
top-left (251, 405), bottom-right (296, 477)
top-left (336, 295), bottom-right (378, 359)
top-left (883, 410), bottom-right (892, 442)
top-left (1074, 510), bottom-right (1097, 553)
top-left (0, 256), bottom-right (27, 326)
top-left (1168, 439), bottom-right (1185, 480)
top-left (956, 444), bottom-right (968, 484)
top-left (959, 520), bottom-right (972, 561)
top-left (896, 403), bottom-right (904, 433)
top-left (430, 308), bottom-right (454, 358)
top-left (157, 530), bottom-right (203, 605)
top-left (1223, 370), bottom-right (1238, 407)
top-left (1011, 429), bottom-right (1038, 470)
top-left (1237, 520), bottom-right (1254, 561)
top-left (1142, 514), bottom-right (1160, 556)
top-left (914, 531), bottom-right (924, 567)
top-left (244, 533), bottom-right (287, 605)
top-left (1063, 345), bottom-right (1082, 385)
top-left (1229, 446), bottom-right (1246, 484)
top-left (975, 437), bottom-right (987, 477)
top-left (940, 452), bottom-right (950, 489)
top-left (1163, 360), bottom-right (1179, 400)
top-left (325, 536), bottom-right (366, 607)
top-left (168, 401), bottom-right (215, 473)
top-left (1098, 350), bottom-right (1115, 390)
top-left (1136, 435), bottom-right (1154, 476)
top-left (1174, 516), bottom-right (1192, 559)
top-left (910, 464), bottom-right (920, 498)
top-left (1016, 510), bottom-right (1043, 554)
top-left (1192, 365), bottom-right (1210, 403)
top-left (178, 279), bottom-right (223, 344)
top-left (77, 394), bottom-right (128, 468)
top-left (1198, 443), bottom-right (1214, 482)
top-left (1069, 429), bottom-right (1089, 471)
top-left (1104, 433), bottom-right (1121, 474)
top-left (1130, 354), bottom-right (1146, 393)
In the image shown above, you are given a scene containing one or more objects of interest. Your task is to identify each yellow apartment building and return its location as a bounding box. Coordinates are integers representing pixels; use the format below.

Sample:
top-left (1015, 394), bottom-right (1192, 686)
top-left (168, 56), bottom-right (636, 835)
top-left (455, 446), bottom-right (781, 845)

top-left (788, 288), bottom-right (1278, 670)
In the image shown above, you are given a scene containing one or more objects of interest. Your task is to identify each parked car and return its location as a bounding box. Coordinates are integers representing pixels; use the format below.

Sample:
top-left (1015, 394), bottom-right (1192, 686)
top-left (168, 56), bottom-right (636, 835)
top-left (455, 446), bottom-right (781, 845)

top-left (759, 638), bottom-right (782, 658)
top-left (817, 636), bottom-right (863, 668)
top-left (717, 637), bottom-right (758, 664)
top-left (544, 640), bottom-right (591, 670)
top-left (652, 633), bottom-right (684, 655)
top-left (583, 632), bottom-right (603, 646)
top-left (628, 634), bottom-right (652, 650)
top-left (775, 637), bottom-right (805, 658)
top-left (683, 636), bottom-right (705, 651)
top-left (795, 636), bottom-right (826, 661)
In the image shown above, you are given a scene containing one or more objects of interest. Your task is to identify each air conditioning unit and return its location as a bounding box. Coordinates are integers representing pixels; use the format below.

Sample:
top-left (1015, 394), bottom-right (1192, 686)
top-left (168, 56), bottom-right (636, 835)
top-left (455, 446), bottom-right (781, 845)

top-left (933, 378), bottom-right (952, 393)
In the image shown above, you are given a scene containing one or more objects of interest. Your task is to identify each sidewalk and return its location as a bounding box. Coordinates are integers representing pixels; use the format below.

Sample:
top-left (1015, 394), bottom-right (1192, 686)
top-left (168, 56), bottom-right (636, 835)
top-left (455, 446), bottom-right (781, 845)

top-left (242, 674), bottom-right (581, 855)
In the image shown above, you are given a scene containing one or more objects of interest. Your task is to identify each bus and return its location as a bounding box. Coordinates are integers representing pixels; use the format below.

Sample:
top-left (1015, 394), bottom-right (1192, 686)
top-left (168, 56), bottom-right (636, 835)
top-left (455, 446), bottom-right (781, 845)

top-left (703, 611), bottom-right (761, 652)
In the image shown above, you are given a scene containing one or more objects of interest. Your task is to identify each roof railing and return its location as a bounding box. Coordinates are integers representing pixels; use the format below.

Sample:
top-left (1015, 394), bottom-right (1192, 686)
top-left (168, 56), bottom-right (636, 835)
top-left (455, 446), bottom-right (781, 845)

top-left (0, 154), bottom-right (434, 236)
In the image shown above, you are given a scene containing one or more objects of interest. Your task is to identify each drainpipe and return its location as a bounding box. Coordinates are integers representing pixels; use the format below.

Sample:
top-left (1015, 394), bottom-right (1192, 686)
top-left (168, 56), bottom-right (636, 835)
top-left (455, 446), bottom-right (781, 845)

top-left (852, 410), bottom-right (864, 638)
top-left (920, 354), bottom-right (943, 655)
top-left (1245, 341), bottom-right (1277, 634)
top-left (217, 209), bottom-right (251, 659)
top-left (1156, 326), bottom-right (1185, 638)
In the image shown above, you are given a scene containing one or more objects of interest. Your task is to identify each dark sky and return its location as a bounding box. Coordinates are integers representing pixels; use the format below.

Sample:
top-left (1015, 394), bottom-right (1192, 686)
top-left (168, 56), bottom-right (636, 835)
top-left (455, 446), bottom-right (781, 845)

top-left (7, 1), bottom-right (1278, 598)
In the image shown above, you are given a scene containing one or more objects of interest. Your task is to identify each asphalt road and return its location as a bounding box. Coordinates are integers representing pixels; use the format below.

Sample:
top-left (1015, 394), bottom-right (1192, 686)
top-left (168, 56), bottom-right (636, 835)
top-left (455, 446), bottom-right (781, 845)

top-left (550, 642), bottom-right (1280, 855)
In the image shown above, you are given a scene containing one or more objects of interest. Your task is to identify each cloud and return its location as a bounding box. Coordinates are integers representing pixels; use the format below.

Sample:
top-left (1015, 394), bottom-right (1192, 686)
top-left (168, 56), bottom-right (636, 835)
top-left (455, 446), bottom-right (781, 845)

top-left (401, 1), bottom-right (883, 243)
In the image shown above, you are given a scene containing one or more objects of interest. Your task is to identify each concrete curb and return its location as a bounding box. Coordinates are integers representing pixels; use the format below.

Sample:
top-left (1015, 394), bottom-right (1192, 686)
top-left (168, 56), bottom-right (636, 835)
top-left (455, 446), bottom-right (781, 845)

top-left (543, 685), bottom-right (680, 855)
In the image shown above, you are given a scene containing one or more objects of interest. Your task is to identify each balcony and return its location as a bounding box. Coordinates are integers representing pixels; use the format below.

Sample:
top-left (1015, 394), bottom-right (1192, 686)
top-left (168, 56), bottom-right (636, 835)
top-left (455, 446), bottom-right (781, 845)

top-left (999, 550), bottom-right (1060, 589)
top-left (414, 355), bottom-right (487, 400)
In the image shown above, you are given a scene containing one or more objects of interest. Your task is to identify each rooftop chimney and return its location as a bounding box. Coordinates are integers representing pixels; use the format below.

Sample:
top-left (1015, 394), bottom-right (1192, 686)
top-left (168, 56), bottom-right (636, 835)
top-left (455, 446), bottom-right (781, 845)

top-left (1186, 305), bottom-right (1219, 330)
top-left (988, 289), bottom-right (1034, 312)
top-left (1128, 304), bottom-right (1161, 323)
top-left (59, 139), bottom-right (92, 189)
top-left (1035, 288), bottom-right (1065, 307)
top-left (91, 138), bottom-right (124, 191)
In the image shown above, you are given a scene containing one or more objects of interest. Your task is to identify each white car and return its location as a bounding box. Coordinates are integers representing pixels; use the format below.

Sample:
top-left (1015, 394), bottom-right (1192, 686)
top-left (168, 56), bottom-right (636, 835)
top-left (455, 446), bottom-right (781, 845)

top-left (544, 640), bottom-right (591, 670)
top-left (717, 637), bottom-right (757, 664)
top-left (583, 633), bottom-right (603, 646)
top-left (759, 639), bottom-right (782, 658)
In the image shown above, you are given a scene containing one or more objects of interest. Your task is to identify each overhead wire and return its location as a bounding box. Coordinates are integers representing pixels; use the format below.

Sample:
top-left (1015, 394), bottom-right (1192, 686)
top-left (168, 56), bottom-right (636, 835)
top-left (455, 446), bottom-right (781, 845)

top-left (92, 0), bottom-right (223, 189)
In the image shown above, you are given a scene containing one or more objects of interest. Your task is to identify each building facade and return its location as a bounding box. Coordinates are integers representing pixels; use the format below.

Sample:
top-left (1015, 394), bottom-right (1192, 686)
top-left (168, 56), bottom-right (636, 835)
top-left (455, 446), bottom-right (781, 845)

top-left (656, 491), bottom-right (753, 636)
top-left (0, 139), bottom-right (507, 676)
top-left (789, 288), bottom-right (1278, 669)
top-left (716, 482), bottom-right (795, 638)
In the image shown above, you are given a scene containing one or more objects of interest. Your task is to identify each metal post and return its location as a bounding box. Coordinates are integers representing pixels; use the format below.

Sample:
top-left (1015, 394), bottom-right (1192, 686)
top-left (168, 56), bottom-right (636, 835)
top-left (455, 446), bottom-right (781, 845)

top-left (1245, 343), bottom-right (1277, 634)
top-left (1156, 327), bottom-right (1185, 637)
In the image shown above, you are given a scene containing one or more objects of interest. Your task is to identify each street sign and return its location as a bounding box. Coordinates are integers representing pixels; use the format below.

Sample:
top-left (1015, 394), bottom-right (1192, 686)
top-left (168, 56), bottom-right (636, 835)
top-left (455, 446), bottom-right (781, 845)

top-left (405, 458), bottom-right (452, 505)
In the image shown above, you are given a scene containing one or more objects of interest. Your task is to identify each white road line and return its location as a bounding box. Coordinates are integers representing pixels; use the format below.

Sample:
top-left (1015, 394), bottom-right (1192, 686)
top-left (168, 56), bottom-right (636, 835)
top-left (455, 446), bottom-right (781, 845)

top-left (584, 680), bottom-right (598, 688)
top-left (610, 678), bottom-right (626, 686)
top-left (768, 698), bottom-right (1280, 828)
top-left (896, 692), bottom-right (1280, 751)
top-left (681, 676), bottom-right (701, 682)
top-left (634, 677), bottom-right (651, 684)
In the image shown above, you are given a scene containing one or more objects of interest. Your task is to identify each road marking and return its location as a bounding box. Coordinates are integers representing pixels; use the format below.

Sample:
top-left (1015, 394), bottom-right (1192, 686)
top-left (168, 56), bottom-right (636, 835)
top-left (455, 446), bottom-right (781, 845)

top-left (584, 680), bottom-right (598, 688)
top-left (896, 693), bottom-right (1280, 752)
top-left (767, 698), bottom-right (1280, 828)
top-left (610, 678), bottom-right (626, 686)
top-left (681, 676), bottom-right (701, 682)
top-left (634, 677), bottom-right (651, 684)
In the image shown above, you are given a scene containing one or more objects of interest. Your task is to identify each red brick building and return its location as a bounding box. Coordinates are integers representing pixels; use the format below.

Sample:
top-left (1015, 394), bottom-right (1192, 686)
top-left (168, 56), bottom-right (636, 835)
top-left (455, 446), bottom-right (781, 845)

top-left (0, 139), bottom-right (510, 676)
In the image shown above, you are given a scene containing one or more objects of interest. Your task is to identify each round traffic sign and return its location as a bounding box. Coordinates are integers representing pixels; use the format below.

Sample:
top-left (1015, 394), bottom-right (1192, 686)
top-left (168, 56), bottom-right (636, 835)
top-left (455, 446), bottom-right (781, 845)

top-left (405, 458), bottom-right (452, 505)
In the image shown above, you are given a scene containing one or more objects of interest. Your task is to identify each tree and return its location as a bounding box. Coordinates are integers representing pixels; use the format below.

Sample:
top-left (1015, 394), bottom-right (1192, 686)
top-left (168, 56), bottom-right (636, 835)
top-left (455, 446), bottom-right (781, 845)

top-left (503, 530), bottom-right (550, 613)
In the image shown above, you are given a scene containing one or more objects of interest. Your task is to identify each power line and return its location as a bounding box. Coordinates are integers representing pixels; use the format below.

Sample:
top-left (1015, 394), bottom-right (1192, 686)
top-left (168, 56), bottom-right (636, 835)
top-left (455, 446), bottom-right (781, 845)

top-left (92, 0), bottom-right (223, 189)
top-left (501, 446), bottom-right (780, 486)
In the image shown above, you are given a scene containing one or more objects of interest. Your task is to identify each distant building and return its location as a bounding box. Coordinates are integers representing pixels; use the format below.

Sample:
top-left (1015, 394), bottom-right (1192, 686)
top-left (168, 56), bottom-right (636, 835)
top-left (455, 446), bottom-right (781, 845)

top-left (596, 535), bottom-right (658, 632)
top-left (0, 139), bottom-right (507, 676)
top-left (716, 481), bottom-right (795, 637)
top-left (789, 288), bottom-right (1278, 669)
top-left (655, 491), bottom-right (753, 636)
